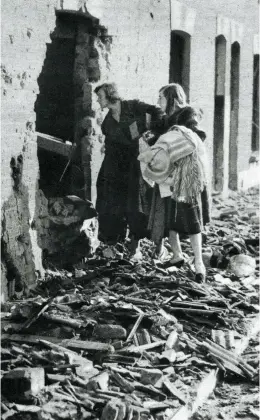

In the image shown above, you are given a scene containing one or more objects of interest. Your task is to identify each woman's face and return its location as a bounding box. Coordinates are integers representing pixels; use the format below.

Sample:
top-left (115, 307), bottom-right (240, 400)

top-left (157, 91), bottom-right (167, 113)
top-left (97, 89), bottom-right (109, 110)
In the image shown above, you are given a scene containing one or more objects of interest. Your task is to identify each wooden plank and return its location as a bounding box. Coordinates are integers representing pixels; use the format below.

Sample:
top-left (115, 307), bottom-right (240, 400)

top-left (163, 379), bottom-right (186, 404)
top-left (37, 132), bottom-right (72, 157)
top-left (1, 334), bottom-right (114, 353)
top-left (124, 340), bottom-right (166, 353)
top-left (126, 313), bottom-right (144, 342)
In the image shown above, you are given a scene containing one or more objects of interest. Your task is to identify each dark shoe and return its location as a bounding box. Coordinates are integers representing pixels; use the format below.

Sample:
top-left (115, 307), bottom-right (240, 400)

top-left (195, 272), bottom-right (206, 283)
top-left (194, 263), bottom-right (206, 282)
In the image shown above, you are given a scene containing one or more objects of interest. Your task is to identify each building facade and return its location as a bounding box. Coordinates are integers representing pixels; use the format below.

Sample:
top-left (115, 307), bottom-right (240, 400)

top-left (1, 0), bottom-right (259, 298)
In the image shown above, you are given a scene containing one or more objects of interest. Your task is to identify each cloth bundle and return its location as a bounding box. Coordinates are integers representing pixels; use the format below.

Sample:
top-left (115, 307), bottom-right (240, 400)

top-left (138, 125), bottom-right (208, 203)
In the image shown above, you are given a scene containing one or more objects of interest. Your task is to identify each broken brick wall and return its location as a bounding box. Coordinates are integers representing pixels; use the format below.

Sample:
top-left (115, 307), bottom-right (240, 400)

top-left (1, 0), bottom-right (58, 301)
top-left (2, 0), bottom-right (258, 300)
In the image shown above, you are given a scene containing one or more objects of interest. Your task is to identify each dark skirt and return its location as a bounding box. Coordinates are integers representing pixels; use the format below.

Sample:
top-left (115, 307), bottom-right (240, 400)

top-left (96, 156), bottom-right (153, 243)
top-left (148, 185), bottom-right (210, 245)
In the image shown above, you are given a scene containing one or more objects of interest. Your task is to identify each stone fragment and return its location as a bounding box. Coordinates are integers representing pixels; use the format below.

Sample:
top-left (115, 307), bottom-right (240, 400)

top-left (251, 215), bottom-right (259, 224)
top-left (165, 330), bottom-right (178, 350)
top-left (2, 367), bottom-right (44, 398)
top-left (219, 208), bottom-right (239, 220)
top-left (38, 401), bottom-right (78, 420)
top-left (93, 324), bottom-right (127, 339)
top-left (140, 368), bottom-right (163, 386)
top-left (117, 400), bottom-right (127, 420)
top-left (155, 413), bottom-right (166, 420)
top-left (229, 254), bottom-right (256, 277)
top-left (100, 401), bottom-right (118, 420)
top-left (164, 349), bottom-right (177, 362)
top-left (86, 371), bottom-right (109, 391)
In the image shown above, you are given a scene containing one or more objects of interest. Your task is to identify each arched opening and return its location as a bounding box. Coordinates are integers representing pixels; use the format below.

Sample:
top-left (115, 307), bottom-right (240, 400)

top-left (213, 35), bottom-right (226, 192)
top-left (169, 30), bottom-right (191, 99)
top-left (252, 54), bottom-right (259, 152)
top-left (229, 42), bottom-right (240, 190)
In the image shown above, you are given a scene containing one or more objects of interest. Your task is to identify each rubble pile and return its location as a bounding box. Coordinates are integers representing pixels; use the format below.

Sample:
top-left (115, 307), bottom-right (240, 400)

top-left (36, 195), bottom-right (99, 268)
top-left (1, 189), bottom-right (259, 420)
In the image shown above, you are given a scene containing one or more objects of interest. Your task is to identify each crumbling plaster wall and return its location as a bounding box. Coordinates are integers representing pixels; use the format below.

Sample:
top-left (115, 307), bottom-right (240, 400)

top-left (1, 0), bottom-right (58, 300)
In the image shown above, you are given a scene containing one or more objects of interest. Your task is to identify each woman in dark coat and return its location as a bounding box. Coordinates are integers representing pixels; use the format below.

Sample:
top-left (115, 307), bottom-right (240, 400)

top-left (140, 83), bottom-right (210, 281)
top-left (95, 83), bottom-right (163, 254)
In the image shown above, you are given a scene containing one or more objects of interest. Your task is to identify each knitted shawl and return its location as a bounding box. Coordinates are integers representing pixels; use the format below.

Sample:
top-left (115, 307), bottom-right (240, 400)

top-left (138, 125), bottom-right (208, 203)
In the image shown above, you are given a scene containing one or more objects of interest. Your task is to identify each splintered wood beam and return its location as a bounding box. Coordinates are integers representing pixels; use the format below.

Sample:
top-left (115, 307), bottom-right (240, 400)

top-left (1, 334), bottom-right (114, 353)
top-left (37, 132), bottom-right (73, 157)
top-left (126, 313), bottom-right (144, 342)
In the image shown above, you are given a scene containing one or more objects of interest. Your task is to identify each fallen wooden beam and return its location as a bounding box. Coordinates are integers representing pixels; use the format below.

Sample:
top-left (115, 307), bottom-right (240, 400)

top-left (1, 334), bottom-right (114, 353)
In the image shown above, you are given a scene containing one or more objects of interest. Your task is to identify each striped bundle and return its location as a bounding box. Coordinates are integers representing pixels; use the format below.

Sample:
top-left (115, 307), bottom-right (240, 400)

top-left (138, 125), bottom-right (208, 203)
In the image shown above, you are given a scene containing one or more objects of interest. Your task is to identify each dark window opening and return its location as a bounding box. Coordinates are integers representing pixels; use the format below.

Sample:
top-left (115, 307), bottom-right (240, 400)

top-left (229, 42), bottom-right (240, 190)
top-left (213, 35), bottom-right (226, 192)
top-left (252, 54), bottom-right (259, 151)
top-left (35, 16), bottom-right (81, 198)
top-left (169, 30), bottom-right (191, 99)
top-left (35, 17), bottom-right (76, 141)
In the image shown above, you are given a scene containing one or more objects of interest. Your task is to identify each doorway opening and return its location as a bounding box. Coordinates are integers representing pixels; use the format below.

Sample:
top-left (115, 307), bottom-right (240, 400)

top-left (228, 42), bottom-right (240, 190)
top-left (35, 15), bottom-right (78, 198)
top-left (252, 54), bottom-right (259, 152)
top-left (213, 35), bottom-right (227, 192)
top-left (169, 30), bottom-right (191, 99)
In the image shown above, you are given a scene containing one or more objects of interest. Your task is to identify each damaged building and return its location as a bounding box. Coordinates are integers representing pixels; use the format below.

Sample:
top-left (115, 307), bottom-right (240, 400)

top-left (1, 0), bottom-right (259, 301)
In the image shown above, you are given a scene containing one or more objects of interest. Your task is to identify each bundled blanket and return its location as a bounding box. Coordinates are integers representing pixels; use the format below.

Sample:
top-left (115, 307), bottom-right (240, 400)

top-left (138, 125), bottom-right (208, 203)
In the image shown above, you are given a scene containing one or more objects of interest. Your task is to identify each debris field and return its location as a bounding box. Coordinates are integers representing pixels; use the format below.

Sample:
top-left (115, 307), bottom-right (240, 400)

top-left (1, 188), bottom-right (259, 420)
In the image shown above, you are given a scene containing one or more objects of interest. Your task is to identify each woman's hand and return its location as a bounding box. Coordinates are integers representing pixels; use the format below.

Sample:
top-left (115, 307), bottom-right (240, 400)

top-left (142, 130), bottom-right (155, 144)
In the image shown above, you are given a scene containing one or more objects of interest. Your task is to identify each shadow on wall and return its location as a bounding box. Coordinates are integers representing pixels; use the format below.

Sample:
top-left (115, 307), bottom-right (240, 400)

top-left (1, 154), bottom-right (36, 301)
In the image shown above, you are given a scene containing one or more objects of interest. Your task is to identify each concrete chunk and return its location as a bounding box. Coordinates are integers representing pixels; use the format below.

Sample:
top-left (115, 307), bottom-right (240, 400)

top-left (93, 324), bottom-right (127, 339)
top-left (2, 367), bottom-right (44, 398)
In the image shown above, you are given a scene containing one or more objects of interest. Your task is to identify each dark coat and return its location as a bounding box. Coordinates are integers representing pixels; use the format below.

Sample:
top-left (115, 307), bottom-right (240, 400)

top-left (96, 99), bottom-right (163, 241)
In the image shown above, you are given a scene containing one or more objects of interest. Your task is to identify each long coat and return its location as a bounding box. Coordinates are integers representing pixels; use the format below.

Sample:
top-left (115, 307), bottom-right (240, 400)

top-left (96, 99), bottom-right (163, 241)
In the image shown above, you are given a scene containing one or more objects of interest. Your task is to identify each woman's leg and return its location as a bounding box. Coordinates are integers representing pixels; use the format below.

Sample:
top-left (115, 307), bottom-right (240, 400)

top-left (155, 239), bottom-right (164, 256)
top-left (189, 233), bottom-right (206, 279)
top-left (168, 230), bottom-right (183, 262)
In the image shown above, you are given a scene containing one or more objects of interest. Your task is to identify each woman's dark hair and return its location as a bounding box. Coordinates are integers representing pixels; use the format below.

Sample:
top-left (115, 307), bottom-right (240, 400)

top-left (159, 83), bottom-right (187, 116)
top-left (177, 107), bottom-right (206, 141)
top-left (94, 83), bottom-right (121, 104)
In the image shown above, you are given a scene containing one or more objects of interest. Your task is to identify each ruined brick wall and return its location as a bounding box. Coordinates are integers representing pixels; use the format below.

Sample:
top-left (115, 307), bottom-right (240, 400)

top-left (1, 0), bottom-right (258, 299)
top-left (1, 0), bottom-right (58, 300)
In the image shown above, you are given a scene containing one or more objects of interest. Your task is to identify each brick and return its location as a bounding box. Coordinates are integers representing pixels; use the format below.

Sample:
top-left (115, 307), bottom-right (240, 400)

top-left (93, 324), bottom-right (127, 340)
top-left (1, 367), bottom-right (45, 398)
